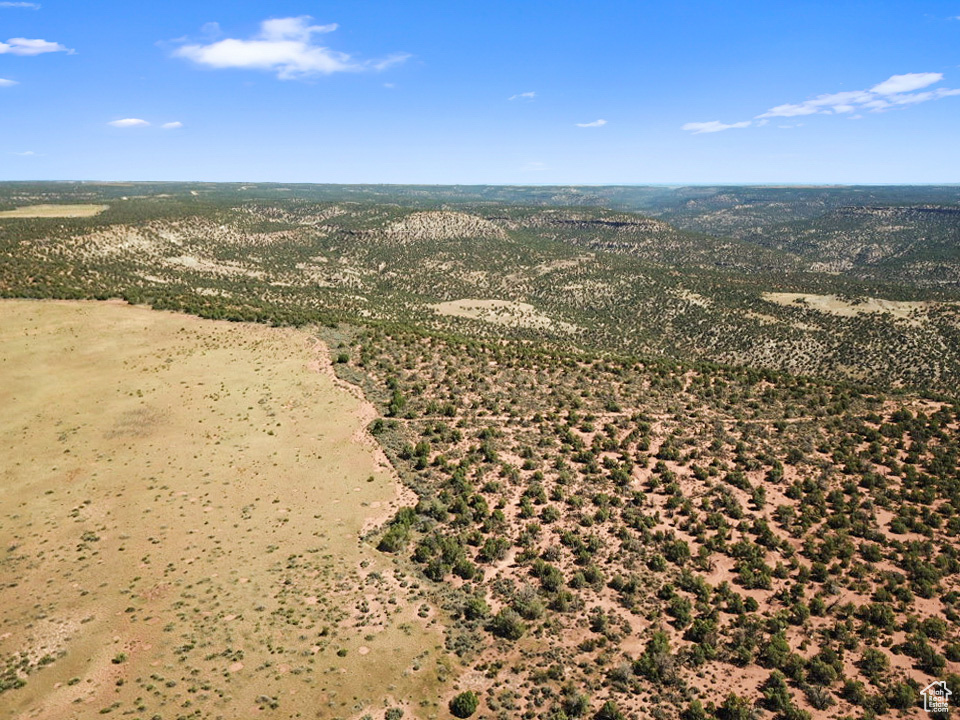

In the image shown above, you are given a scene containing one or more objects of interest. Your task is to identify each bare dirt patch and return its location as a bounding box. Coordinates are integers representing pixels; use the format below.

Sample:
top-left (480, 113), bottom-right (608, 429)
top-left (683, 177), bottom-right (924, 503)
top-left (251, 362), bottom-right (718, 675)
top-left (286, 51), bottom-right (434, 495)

top-left (431, 298), bottom-right (578, 333)
top-left (0, 204), bottom-right (108, 219)
top-left (762, 291), bottom-right (941, 323)
top-left (676, 289), bottom-right (712, 307)
top-left (532, 254), bottom-right (595, 275)
top-left (164, 253), bottom-right (265, 279)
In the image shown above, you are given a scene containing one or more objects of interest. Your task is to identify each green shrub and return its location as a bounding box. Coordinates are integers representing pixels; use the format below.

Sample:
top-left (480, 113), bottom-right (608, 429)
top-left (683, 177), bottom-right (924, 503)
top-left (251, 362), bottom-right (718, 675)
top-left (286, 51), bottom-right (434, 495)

top-left (489, 608), bottom-right (526, 640)
top-left (716, 693), bottom-right (754, 720)
top-left (885, 682), bottom-right (916, 710)
top-left (377, 524), bottom-right (409, 553)
top-left (594, 700), bottom-right (625, 720)
top-left (681, 699), bottom-right (710, 720)
top-left (449, 691), bottom-right (479, 718)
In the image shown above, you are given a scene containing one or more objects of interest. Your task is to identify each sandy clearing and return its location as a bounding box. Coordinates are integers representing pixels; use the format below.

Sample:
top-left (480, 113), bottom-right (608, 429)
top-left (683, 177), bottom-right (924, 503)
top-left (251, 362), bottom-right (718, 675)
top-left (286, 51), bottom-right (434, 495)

top-left (762, 291), bottom-right (939, 322)
top-left (431, 298), bottom-right (578, 333)
top-left (0, 204), bottom-right (109, 218)
top-left (532, 254), bottom-right (595, 275)
top-left (676, 289), bottom-right (712, 307)
top-left (164, 253), bottom-right (265, 278)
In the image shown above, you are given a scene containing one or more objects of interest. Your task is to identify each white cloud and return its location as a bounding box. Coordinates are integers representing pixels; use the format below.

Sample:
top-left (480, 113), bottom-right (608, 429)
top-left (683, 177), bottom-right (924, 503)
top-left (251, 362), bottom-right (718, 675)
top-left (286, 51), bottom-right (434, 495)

top-left (161, 121), bottom-right (183, 129)
top-left (757, 103), bottom-right (819, 119)
top-left (262, 17), bottom-right (337, 41)
top-left (757, 74), bottom-right (957, 119)
top-left (682, 120), bottom-right (751, 134)
top-left (686, 71), bottom-right (960, 133)
top-left (871, 72), bottom-right (942, 94)
top-left (0, 2), bottom-right (41, 8)
top-left (108, 118), bottom-right (150, 128)
top-left (369, 53), bottom-right (410, 71)
top-left (758, 90), bottom-right (873, 118)
top-left (173, 16), bottom-right (409, 79)
top-left (0, 77), bottom-right (17, 86)
top-left (575, 119), bottom-right (607, 127)
top-left (888, 87), bottom-right (960, 105)
top-left (0, 37), bottom-right (72, 55)
top-left (11, 150), bottom-right (36, 155)
top-left (509, 91), bottom-right (536, 101)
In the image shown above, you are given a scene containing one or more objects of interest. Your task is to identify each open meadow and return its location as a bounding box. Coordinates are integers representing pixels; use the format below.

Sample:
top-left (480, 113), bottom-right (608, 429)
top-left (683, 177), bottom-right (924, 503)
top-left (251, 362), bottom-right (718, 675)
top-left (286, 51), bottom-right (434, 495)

top-left (0, 300), bottom-right (445, 720)
top-left (0, 205), bottom-right (109, 219)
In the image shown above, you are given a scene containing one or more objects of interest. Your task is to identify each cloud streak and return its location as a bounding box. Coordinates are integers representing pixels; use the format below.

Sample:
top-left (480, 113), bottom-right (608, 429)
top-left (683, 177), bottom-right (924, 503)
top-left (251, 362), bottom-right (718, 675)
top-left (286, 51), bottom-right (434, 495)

top-left (509, 91), bottom-right (536, 101)
top-left (0, 78), bottom-right (18, 86)
top-left (108, 118), bottom-right (150, 128)
top-left (0, 2), bottom-right (41, 8)
top-left (173, 16), bottom-right (409, 79)
top-left (0, 37), bottom-right (72, 55)
top-left (871, 72), bottom-right (943, 94)
top-left (683, 120), bottom-right (751, 134)
top-left (684, 72), bottom-right (960, 133)
top-left (575, 119), bottom-right (607, 128)
top-left (162, 121), bottom-right (183, 129)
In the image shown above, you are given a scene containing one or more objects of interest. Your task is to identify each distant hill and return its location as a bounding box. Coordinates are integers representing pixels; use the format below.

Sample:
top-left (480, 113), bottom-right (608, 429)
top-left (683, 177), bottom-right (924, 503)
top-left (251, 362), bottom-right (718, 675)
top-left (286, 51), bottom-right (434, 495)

top-left (1, 182), bottom-right (959, 394)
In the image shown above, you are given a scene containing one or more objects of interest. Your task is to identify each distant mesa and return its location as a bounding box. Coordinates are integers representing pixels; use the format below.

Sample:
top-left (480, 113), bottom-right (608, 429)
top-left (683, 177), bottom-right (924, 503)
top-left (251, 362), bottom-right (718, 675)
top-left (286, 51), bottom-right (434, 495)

top-left (381, 211), bottom-right (507, 243)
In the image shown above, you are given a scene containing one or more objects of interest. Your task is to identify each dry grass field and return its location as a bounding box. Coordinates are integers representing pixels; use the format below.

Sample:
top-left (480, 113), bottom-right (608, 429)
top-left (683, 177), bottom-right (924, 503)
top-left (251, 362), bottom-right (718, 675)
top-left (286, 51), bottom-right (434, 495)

top-left (430, 299), bottom-right (578, 333)
top-left (0, 205), bottom-right (109, 219)
top-left (761, 292), bottom-right (946, 324)
top-left (0, 300), bottom-right (445, 720)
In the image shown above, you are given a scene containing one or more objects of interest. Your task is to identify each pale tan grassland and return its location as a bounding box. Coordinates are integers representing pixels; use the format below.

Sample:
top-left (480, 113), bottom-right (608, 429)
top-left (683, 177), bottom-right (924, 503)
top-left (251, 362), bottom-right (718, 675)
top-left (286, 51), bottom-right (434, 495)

top-left (0, 205), bottom-right (109, 219)
top-left (0, 300), bottom-right (444, 720)
top-left (762, 291), bottom-right (942, 322)
top-left (430, 298), bottom-right (578, 333)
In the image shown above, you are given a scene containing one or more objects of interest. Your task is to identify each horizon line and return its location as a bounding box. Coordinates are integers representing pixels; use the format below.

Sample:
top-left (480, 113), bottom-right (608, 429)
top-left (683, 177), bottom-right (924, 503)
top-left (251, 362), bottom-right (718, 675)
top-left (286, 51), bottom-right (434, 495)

top-left (2, 179), bottom-right (960, 188)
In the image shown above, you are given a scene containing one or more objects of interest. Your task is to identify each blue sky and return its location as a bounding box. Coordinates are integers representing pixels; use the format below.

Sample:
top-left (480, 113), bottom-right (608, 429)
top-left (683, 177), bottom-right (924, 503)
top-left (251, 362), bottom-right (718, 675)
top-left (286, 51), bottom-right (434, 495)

top-left (1, 0), bottom-right (959, 183)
